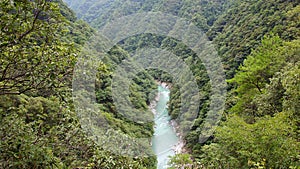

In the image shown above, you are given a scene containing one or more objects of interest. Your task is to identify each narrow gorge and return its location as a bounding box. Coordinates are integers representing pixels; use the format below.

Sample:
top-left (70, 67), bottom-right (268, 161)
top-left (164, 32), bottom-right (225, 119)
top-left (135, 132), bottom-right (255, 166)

top-left (151, 85), bottom-right (181, 169)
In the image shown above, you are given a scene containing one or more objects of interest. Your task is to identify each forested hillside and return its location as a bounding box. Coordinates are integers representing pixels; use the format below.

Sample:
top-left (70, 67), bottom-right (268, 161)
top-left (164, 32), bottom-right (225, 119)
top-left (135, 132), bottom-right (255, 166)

top-left (0, 0), bottom-right (156, 168)
top-left (1, 0), bottom-right (299, 168)
top-left (63, 0), bottom-right (231, 163)
top-left (208, 0), bottom-right (300, 78)
top-left (199, 1), bottom-right (300, 167)
top-left (64, 0), bottom-right (230, 31)
top-left (64, 0), bottom-right (299, 168)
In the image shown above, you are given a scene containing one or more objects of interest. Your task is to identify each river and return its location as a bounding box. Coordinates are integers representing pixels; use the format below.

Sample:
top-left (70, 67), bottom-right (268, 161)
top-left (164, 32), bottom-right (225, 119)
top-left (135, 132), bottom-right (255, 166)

top-left (151, 85), bottom-right (180, 169)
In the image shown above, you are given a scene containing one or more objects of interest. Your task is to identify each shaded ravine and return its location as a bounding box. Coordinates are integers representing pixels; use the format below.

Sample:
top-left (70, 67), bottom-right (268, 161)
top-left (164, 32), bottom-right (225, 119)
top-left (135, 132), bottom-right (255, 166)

top-left (152, 85), bottom-right (180, 169)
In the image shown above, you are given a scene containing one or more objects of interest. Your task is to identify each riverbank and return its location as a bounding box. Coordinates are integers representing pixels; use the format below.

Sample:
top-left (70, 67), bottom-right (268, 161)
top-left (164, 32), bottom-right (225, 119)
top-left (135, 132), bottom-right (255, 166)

top-left (150, 83), bottom-right (185, 156)
top-left (156, 81), bottom-right (186, 154)
top-left (156, 81), bottom-right (172, 89)
top-left (171, 120), bottom-right (186, 154)
top-left (151, 85), bottom-right (179, 168)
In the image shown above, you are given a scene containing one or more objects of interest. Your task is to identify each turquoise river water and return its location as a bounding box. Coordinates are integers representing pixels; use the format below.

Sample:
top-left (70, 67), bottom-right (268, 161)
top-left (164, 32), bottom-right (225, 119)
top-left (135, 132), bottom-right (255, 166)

top-left (152, 85), bottom-right (180, 169)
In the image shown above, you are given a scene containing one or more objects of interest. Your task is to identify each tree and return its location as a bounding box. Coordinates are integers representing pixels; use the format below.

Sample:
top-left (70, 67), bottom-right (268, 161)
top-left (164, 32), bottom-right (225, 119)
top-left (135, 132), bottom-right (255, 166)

top-left (200, 113), bottom-right (300, 168)
top-left (228, 35), bottom-right (285, 119)
top-left (168, 153), bottom-right (194, 169)
top-left (0, 0), bottom-right (76, 95)
top-left (200, 38), bottom-right (300, 169)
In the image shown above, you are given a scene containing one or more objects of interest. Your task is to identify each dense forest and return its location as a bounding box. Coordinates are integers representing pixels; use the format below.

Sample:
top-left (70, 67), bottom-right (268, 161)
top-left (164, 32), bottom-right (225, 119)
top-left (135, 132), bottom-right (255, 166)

top-left (0, 0), bottom-right (299, 168)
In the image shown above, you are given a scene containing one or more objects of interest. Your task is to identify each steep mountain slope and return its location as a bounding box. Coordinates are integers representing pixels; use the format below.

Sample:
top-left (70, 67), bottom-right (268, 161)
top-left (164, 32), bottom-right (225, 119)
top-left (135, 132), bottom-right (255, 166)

top-left (0, 0), bottom-right (157, 168)
top-left (64, 0), bottom-right (300, 168)
top-left (63, 0), bottom-right (230, 161)
top-left (208, 0), bottom-right (299, 78)
top-left (64, 0), bottom-right (230, 31)
top-left (3, 0), bottom-right (297, 168)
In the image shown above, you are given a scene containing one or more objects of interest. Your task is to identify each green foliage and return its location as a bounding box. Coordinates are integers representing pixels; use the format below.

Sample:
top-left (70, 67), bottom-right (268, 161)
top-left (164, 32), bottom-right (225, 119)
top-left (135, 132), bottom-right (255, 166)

top-left (2, 0), bottom-right (299, 168)
top-left (116, 34), bottom-right (214, 151)
top-left (0, 0), bottom-right (156, 168)
top-left (0, 95), bottom-right (156, 168)
top-left (228, 35), bottom-right (283, 118)
top-left (200, 113), bottom-right (300, 168)
top-left (168, 153), bottom-right (194, 169)
top-left (0, 0), bottom-right (76, 95)
top-left (228, 35), bottom-right (300, 120)
top-left (93, 46), bottom-right (157, 138)
top-left (64, 20), bottom-right (95, 46)
top-left (200, 36), bottom-right (300, 169)
top-left (208, 0), bottom-right (299, 78)
top-left (0, 95), bottom-right (93, 168)
top-left (55, 0), bottom-right (77, 22)
top-left (64, 0), bottom-right (229, 31)
top-left (64, 0), bottom-right (231, 163)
